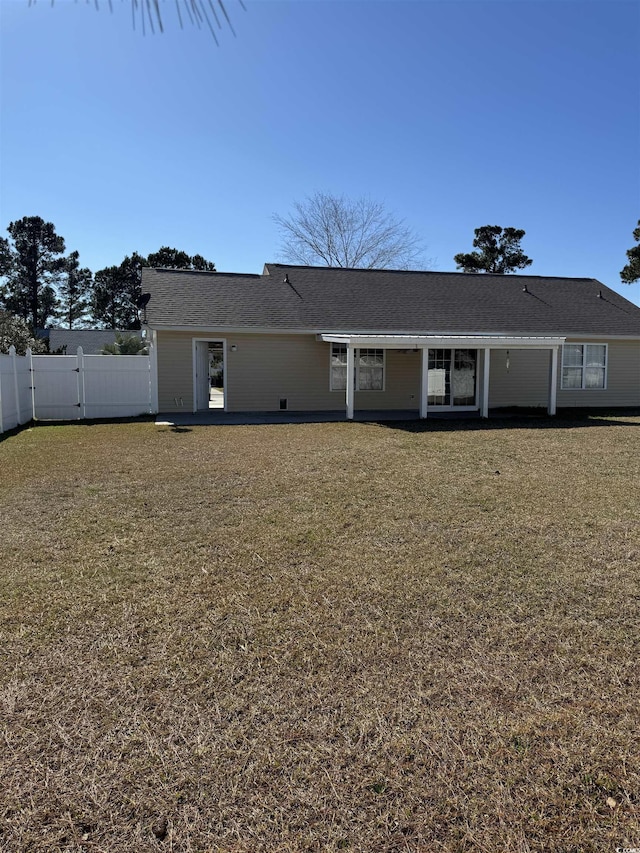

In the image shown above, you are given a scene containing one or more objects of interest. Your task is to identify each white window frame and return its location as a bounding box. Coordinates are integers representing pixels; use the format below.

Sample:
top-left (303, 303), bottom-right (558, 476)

top-left (330, 343), bottom-right (348, 391)
top-left (330, 344), bottom-right (385, 392)
top-left (561, 343), bottom-right (608, 390)
top-left (356, 347), bottom-right (385, 392)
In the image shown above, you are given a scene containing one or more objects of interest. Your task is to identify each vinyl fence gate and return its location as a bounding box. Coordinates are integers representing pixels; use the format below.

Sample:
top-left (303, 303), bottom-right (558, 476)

top-left (0, 347), bottom-right (155, 433)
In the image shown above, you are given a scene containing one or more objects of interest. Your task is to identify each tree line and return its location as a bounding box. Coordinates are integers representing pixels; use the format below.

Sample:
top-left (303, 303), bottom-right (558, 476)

top-left (275, 193), bottom-right (640, 282)
top-left (0, 216), bottom-right (216, 334)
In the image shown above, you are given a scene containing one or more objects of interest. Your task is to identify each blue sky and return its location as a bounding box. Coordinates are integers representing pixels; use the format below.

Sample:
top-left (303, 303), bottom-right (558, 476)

top-left (1, 0), bottom-right (639, 305)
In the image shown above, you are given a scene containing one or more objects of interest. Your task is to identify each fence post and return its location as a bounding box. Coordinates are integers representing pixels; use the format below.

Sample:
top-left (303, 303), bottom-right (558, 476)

top-left (10, 345), bottom-right (25, 426)
top-left (77, 346), bottom-right (86, 420)
top-left (0, 352), bottom-right (5, 434)
top-left (28, 347), bottom-right (35, 422)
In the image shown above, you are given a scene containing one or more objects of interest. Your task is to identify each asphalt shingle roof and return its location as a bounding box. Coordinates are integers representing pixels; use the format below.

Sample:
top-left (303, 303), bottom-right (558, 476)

top-left (142, 264), bottom-right (640, 337)
top-left (47, 329), bottom-right (135, 354)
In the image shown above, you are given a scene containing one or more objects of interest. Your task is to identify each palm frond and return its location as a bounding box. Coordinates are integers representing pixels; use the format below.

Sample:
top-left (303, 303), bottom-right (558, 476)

top-left (29, 0), bottom-right (246, 41)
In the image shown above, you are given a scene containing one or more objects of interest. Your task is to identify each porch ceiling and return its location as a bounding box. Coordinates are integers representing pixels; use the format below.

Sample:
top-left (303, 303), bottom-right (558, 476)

top-left (318, 333), bottom-right (566, 349)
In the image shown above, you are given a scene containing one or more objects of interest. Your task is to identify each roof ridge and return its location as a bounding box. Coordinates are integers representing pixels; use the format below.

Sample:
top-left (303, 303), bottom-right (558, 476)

top-left (264, 263), bottom-right (600, 283)
top-left (145, 267), bottom-right (261, 278)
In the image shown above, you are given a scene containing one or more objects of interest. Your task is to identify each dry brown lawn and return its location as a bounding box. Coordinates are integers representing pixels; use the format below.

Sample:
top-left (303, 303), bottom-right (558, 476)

top-left (1, 415), bottom-right (639, 852)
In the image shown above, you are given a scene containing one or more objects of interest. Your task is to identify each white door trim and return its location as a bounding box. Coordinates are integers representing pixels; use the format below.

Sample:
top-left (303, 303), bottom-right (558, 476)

top-left (192, 337), bottom-right (227, 413)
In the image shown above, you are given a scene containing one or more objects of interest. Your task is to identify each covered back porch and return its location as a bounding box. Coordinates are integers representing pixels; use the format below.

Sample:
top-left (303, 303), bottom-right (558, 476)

top-left (319, 334), bottom-right (566, 419)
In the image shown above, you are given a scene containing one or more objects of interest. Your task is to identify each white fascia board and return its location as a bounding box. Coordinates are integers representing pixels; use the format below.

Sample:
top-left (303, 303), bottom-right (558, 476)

top-left (318, 333), bottom-right (566, 349)
top-left (473, 331), bottom-right (640, 342)
top-left (561, 333), bottom-right (640, 341)
top-left (147, 324), bottom-right (318, 335)
top-left (144, 324), bottom-right (640, 342)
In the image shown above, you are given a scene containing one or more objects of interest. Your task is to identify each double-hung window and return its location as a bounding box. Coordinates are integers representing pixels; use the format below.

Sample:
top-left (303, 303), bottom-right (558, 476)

top-left (357, 348), bottom-right (384, 390)
top-left (331, 343), bottom-right (348, 391)
top-left (561, 344), bottom-right (607, 390)
top-left (330, 344), bottom-right (385, 391)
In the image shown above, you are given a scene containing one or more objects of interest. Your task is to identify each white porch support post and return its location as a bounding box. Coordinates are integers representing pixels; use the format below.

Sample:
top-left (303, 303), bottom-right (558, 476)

top-left (548, 345), bottom-right (559, 415)
top-left (481, 347), bottom-right (491, 418)
top-left (345, 344), bottom-right (355, 420)
top-left (420, 347), bottom-right (429, 418)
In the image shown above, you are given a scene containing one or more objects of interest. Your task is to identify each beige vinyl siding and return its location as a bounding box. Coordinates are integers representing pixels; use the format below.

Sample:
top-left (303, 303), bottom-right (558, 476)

top-left (229, 337), bottom-right (420, 411)
top-left (489, 349), bottom-right (550, 408)
top-left (487, 340), bottom-right (640, 410)
top-left (155, 330), bottom-right (332, 413)
top-left (557, 339), bottom-right (640, 408)
top-left (228, 334), bottom-right (333, 411)
top-left (155, 331), bottom-right (640, 413)
top-left (354, 349), bottom-right (420, 410)
top-left (156, 330), bottom-right (195, 411)
top-left (155, 331), bottom-right (423, 412)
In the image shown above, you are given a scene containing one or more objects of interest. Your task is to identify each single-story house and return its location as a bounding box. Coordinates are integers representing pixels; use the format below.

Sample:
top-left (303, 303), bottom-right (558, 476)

top-left (141, 264), bottom-right (640, 418)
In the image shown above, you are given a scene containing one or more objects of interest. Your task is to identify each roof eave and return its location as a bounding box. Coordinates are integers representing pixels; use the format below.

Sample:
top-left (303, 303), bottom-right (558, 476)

top-left (318, 333), bottom-right (567, 348)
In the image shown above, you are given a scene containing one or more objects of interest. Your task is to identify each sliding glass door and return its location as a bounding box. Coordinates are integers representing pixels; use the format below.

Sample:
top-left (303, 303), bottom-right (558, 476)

top-left (428, 349), bottom-right (477, 408)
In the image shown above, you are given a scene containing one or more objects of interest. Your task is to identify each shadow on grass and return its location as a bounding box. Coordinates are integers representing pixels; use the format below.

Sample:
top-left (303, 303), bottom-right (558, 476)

top-left (0, 420), bottom-right (35, 443)
top-left (0, 415), bottom-right (155, 443)
top-left (371, 409), bottom-right (640, 433)
top-left (2, 410), bottom-right (639, 441)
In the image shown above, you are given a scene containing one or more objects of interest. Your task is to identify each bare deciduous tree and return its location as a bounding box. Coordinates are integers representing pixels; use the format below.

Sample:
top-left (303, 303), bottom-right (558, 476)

top-left (274, 192), bottom-right (429, 270)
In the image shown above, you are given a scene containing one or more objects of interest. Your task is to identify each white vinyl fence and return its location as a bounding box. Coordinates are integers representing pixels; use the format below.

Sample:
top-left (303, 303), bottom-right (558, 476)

top-left (0, 346), bottom-right (155, 433)
top-left (0, 347), bottom-right (33, 433)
